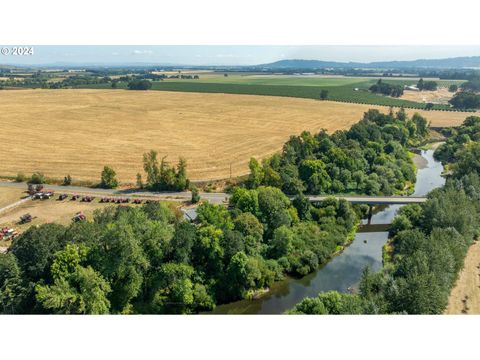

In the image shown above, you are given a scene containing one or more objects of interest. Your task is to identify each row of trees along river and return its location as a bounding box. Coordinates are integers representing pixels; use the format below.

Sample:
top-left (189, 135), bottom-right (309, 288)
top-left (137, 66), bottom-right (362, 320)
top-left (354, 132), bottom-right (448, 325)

top-left (212, 144), bottom-right (445, 313)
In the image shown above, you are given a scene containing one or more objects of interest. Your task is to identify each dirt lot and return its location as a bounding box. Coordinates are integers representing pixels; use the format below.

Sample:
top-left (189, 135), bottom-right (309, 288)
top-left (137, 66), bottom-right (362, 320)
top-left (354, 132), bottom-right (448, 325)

top-left (445, 241), bottom-right (480, 314)
top-left (0, 197), bottom-right (145, 248)
top-left (401, 87), bottom-right (454, 105)
top-left (0, 89), bottom-right (473, 182)
top-left (0, 198), bottom-right (104, 248)
top-left (0, 186), bottom-right (26, 209)
top-left (0, 198), bottom-right (106, 227)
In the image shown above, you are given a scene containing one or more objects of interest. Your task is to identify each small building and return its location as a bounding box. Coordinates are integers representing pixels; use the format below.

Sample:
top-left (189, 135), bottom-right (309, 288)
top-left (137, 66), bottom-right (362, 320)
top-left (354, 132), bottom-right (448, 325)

top-left (405, 85), bottom-right (420, 91)
top-left (182, 208), bottom-right (198, 222)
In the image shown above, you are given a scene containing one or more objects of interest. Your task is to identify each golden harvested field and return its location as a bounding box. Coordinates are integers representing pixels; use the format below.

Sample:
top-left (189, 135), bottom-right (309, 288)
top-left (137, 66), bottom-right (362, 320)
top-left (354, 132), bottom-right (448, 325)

top-left (400, 88), bottom-right (454, 105)
top-left (0, 89), bottom-right (473, 182)
top-left (445, 241), bottom-right (480, 315)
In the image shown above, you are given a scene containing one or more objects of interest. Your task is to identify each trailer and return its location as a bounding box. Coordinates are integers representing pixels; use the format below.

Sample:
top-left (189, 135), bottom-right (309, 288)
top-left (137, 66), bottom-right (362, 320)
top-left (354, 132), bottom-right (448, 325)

top-left (1, 227), bottom-right (19, 240)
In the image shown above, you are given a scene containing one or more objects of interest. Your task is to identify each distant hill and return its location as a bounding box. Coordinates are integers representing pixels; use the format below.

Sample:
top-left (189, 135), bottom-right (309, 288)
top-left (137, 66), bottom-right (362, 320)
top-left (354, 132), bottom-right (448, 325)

top-left (257, 56), bottom-right (480, 69)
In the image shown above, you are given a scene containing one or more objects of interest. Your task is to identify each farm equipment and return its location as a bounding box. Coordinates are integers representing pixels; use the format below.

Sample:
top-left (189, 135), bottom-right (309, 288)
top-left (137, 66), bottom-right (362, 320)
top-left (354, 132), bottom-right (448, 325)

top-left (72, 211), bottom-right (86, 222)
top-left (42, 190), bottom-right (54, 199)
top-left (32, 188), bottom-right (54, 200)
top-left (33, 192), bottom-right (44, 199)
top-left (19, 213), bottom-right (33, 224)
top-left (1, 227), bottom-right (19, 240)
top-left (100, 197), bottom-right (131, 204)
top-left (28, 184), bottom-right (44, 196)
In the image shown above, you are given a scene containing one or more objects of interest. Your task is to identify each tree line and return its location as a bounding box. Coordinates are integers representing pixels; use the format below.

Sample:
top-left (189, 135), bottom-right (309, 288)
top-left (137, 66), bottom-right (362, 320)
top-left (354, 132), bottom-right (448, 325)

top-left (417, 78), bottom-right (438, 91)
top-left (99, 151), bottom-right (190, 191)
top-left (449, 79), bottom-right (480, 110)
top-left (247, 109), bottom-right (428, 196)
top-left (369, 79), bottom-right (404, 97)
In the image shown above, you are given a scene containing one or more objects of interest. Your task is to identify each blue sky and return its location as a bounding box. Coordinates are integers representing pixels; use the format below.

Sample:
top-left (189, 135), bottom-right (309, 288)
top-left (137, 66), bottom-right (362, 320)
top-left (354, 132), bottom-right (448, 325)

top-left (2, 45), bottom-right (480, 66)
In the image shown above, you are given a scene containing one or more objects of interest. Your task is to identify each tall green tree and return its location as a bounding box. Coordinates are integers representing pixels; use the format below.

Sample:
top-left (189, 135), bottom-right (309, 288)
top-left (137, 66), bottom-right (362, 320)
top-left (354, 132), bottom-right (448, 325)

top-left (100, 166), bottom-right (118, 189)
top-left (35, 245), bottom-right (111, 314)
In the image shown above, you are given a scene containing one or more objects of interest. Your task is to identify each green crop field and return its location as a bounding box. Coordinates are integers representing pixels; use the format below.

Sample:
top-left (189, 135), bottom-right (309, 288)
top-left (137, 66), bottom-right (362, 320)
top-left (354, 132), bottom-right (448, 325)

top-left (80, 74), bottom-right (468, 111)
top-left (162, 73), bottom-right (465, 87)
top-left (179, 74), bottom-right (368, 86)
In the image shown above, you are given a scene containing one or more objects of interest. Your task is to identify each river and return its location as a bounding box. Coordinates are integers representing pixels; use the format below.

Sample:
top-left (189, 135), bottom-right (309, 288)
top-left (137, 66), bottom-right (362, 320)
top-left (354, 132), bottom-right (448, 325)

top-left (211, 147), bottom-right (445, 314)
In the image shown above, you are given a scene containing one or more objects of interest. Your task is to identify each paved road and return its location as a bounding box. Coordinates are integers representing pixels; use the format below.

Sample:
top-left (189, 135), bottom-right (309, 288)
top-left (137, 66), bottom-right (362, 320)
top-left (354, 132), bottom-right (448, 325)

top-left (0, 181), bottom-right (229, 204)
top-left (0, 182), bottom-right (427, 206)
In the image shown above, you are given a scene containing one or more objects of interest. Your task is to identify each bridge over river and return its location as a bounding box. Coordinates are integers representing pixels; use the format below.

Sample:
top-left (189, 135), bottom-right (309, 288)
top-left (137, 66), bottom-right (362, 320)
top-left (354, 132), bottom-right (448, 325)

top-left (305, 195), bottom-right (427, 205)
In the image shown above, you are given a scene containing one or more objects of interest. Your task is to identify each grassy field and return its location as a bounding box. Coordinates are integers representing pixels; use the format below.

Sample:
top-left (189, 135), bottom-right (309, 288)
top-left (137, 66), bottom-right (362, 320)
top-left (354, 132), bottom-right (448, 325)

top-left (94, 75), bottom-right (468, 110)
top-left (0, 89), bottom-right (472, 183)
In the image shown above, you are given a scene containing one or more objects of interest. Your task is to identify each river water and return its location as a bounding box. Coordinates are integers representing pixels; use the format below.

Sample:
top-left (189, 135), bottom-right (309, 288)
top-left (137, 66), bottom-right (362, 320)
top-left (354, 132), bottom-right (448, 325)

top-left (212, 148), bottom-right (445, 314)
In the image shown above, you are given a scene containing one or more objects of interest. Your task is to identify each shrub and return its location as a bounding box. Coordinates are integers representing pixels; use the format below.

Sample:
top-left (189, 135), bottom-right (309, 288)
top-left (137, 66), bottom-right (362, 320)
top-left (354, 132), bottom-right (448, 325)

top-left (29, 172), bottom-right (46, 184)
top-left (15, 172), bottom-right (27, 182)
top-left (127, 80), bottom-right (152, 90)
top-left (191, 186), bottom-right (200, 204)
top-left (63, 174), bottom-right (72, 186)
top-left (100, 166), bottom-right (118, 189)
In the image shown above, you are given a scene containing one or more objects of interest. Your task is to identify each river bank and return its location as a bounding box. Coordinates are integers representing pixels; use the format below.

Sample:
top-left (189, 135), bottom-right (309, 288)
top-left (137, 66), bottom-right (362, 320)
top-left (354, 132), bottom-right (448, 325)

top-left (211, 146), bottom-right (445, 314)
